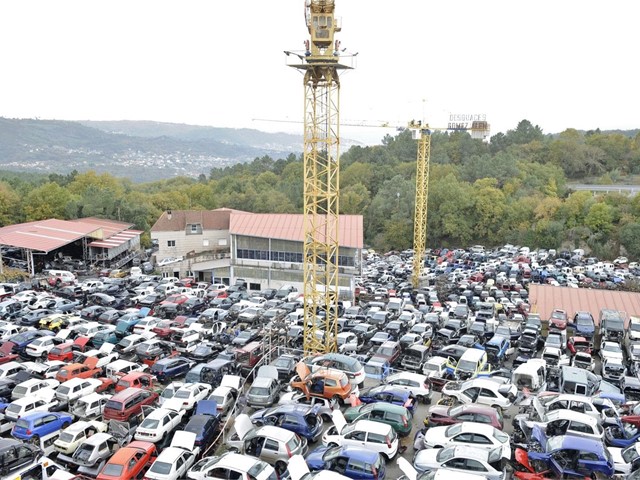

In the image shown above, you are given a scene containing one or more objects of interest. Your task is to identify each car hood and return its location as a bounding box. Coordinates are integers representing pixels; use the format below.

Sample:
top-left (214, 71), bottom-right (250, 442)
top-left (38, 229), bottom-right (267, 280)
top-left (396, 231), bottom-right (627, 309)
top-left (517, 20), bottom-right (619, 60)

top-left (413, 447), bottom-right (439, 467)
top-left (305, 446), bottom-right (330, 467)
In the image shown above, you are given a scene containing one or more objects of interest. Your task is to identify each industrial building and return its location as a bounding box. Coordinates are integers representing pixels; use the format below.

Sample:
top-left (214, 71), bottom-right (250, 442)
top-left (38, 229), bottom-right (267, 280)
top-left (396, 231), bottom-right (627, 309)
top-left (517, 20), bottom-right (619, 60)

top-left (150, 209), bottom-right (363, 291)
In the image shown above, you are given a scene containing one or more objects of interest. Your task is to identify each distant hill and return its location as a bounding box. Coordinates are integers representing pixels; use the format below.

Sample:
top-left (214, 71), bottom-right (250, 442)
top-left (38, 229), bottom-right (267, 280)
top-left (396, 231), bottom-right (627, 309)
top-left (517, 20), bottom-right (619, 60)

top-left (0, 118), bottom-right (305, 182)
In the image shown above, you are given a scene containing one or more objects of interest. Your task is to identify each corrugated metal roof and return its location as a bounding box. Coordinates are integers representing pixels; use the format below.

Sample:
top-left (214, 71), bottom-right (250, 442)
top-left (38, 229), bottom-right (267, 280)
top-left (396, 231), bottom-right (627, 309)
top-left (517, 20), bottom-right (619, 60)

top-left (229, 213), bottom-right (363, 249)
top-left (0, 219), bottom-right (102, 253)
top-left (72, 217), bottom-right (134, 240)
top-left (529, 284), bottom-right (640, 326)
top-left (88, 230), bottom-right (143, 249)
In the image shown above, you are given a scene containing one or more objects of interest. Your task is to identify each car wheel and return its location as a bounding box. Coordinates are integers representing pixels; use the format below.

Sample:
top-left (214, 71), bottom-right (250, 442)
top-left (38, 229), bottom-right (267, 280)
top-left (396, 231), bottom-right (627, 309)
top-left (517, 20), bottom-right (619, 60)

top-left (30, 435), bottom-right (40, 445)
top-left (491, 405), bottom-right (503, 415)
top-left (332, 395), bottom-right (343, 406)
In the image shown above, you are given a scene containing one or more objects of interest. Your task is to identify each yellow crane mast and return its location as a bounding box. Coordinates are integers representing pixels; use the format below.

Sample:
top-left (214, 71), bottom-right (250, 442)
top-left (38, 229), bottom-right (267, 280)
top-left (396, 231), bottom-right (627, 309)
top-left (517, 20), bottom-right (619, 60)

top-left (409, 121), bottom-right (432, 289)
top-left (287, 0), bottom-right (354, 356)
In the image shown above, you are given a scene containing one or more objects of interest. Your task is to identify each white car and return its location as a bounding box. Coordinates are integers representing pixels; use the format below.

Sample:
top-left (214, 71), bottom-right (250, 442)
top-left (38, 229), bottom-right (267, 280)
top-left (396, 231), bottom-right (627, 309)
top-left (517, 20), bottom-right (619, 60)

top-left (159, 382), bottom-right (184, 407)
top-left (413, 445), bottom-right (507, 479)
top-left (53, 420), bottom-right (108, 455)
top-left (21, 360), bottom-right (65, 379)
top-left (207, 375), bottom-right (242, 415)
top-left (133, 317), bottom-right (161, 335)
top-left (515, 405), bottom-right (604, 442)
top-left (24, 336), bottom-right (66, 358)
top-left (4, 388), bottom-right (60, 422)
top-left (287, 454), bottom-right (351, 480)
top-left (441, 378), bottom-right (517, 411)
top-left (134, 406), bottom-right (185, 443)
top-left (104, 359), bottom-right (148, 381)
top-left (187, 452), bottom-right (277, 480)
top-left (70, 393), bottom-right (110, 420)
top-left (537, 394), bottom-right (615, 422)
top-left (56, 378), bottom-right (104, 403)
top-left (608, 442), bottom-right (640, 476)
top-left (321, 410), bottom-right (399, 460)
top-left (572, 352), bottom-right (595, 371)
top-left (277, 391), bottom-right (337, 421)
top-left (145, 431), bottom-right (199, 480)
top-left (398, 457), bottom-right (495, 480)
top-left (12, 378), bottom-right (60, 400)
top-left (422, 422), bottom-right (511, 460)
top-left (74, 344), bottom-right (119, 369)
top-left (600, 341), bottom-right (624, 362)
top-left (384, 371), bottom-right (432, 404)
top-left (541, 347), bottom-right (570, 367)
top-left (171, 383), bottom-right (212, 411)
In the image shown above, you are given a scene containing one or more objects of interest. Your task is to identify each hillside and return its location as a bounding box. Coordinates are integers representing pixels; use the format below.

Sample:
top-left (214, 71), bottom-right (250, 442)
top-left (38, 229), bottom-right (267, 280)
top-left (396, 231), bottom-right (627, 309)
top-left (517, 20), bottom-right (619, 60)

top-left (0, 118), bottom-right (305, 182)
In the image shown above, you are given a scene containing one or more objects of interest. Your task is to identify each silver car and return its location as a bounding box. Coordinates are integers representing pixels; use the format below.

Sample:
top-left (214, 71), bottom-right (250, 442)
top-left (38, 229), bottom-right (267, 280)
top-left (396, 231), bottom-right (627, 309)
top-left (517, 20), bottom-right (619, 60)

top-left (227, 414), bottom-right (308, 475)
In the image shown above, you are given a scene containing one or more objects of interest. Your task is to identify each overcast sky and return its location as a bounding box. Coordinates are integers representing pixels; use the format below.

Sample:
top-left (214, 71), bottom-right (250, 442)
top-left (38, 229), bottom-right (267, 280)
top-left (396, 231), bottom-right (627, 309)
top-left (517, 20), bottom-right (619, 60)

top-left (1, 0), bottom-right (638, 145)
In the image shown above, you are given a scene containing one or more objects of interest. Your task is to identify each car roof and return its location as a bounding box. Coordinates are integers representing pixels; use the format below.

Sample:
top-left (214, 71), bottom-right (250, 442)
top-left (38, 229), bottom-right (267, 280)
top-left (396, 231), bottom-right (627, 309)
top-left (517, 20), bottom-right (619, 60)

top-left (336, 445), bottom-right (381, 462)
top-left (257, 425), bottom-right (295, 440)
top-left (454, 422), bottom-right (498, 435)
top-left (363, 402), bottom-right (408, 414)
top-left (451, 444), bottom-right (492, 461)
top-left (544, 409), bottom-right (598, 424)
top-left (215, 452), bottom-right (264, 472)
top-left (387, 371), bottom-right (427, 383)
top-left (354, 419), bottom-right (394, 435)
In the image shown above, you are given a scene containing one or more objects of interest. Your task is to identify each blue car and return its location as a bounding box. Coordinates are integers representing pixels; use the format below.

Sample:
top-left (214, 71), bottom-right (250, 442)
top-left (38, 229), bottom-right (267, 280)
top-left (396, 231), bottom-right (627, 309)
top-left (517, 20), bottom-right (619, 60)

top-left (250, 404), bottom-right (323, 442)
top-left (571, 311), bottom-right (596, 340)
top-left (149, 356), bottom-right (193, 382)
top-left (526, 434), bottom-right (614, 478)
top-left (306, 445), bottom-right (386, 479)
top-left (12, 411), bottom-right (73, 441)
top-left (8, 329), bottom-right (55, 354)
top-left (183, 400), bottom-right (220, 446)
top-left (485, 335), bottom-right (512, 365)
top-left (605, 421), bottom-right (640, 448)
top-left (357, 385), bottom-right (416, 413)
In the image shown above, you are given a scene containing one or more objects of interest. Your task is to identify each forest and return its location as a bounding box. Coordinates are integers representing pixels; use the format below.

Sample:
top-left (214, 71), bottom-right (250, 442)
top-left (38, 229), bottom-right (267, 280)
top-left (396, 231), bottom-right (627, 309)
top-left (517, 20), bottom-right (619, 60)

top-left (2, 120), bottom-right (640, 260)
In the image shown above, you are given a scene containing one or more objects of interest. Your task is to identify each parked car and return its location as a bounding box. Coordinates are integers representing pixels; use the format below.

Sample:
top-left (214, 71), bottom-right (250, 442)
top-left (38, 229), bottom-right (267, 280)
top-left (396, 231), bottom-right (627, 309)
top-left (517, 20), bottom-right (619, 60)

top-left (305, 445), bottom-right (386, 480)
top-left (149, 357), bottom-right (194, 382)
top-left (144, 431), bottom-right (199, 480)
top-left (134, 405), bottom-right (185, 443)
top-left (423, 404), bottom-right (504, 430)
top-left (187, 452), bottom-right (277, 480)
top-left (321, 411), bottom-right (398, 461)
top-left (183, 400), bottom-right (221, 447)
top-left (343, 401), bottom-right (413, 437)
top-left (96, 440), bottom-right (157, 480)
top-left (53, 420), bottom-right (108, 455)
top-left (413, 444), bottom-right (507, 478)
top-left (12, 411), bottom-right (74, 442)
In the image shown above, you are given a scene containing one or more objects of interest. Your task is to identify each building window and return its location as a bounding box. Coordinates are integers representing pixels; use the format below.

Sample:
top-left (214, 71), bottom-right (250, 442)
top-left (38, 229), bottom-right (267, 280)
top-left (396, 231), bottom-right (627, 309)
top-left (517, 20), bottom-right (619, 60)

top-left (168, 240), bottom-right (176, 247)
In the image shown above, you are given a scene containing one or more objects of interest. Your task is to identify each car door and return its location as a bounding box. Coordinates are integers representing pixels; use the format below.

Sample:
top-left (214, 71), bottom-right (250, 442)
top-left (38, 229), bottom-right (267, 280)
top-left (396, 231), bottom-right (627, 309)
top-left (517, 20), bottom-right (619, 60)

top-left (343, 429), bottom-right (367, 447)
top-left (260, 437), bottom-right (280, 464)
top-left (477, 387), bottom-right (500, 406)
top-left (41, 414), bottom-right (59, 435)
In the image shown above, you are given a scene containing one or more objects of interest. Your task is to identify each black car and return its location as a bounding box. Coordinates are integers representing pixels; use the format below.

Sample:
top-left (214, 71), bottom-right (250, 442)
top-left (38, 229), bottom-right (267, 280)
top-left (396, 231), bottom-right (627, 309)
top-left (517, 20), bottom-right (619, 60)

top-left (189, 342), bottom-right (220, 362)
top-left (179, 297), bottom-right (207, 316)
top-left (0, 439), bottom-right (42, 477)
top-left (183, 402), bottom-right (221, 447)
top-left (269, 354), bottom-right (299, 381)
top-left (0, 372), bottom-right (31, 400)
top-left (260, 288), bottom-right (278, 300)
top-left (232, 329), bottom-right (261, 347)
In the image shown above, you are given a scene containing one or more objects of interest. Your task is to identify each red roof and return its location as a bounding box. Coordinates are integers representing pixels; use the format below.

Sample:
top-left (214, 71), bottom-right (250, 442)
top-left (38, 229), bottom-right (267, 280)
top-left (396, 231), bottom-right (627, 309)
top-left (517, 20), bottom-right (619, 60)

top-left (229, 213), bottom-right (363, 249)
top-left (529, 284), bottom-right (640, 327)
top-left (0, 219), bottom-right (102, 253)
top-left (89, 230), bottom-right (144, 249)
top-left (72, 217), bottom-right (135, 240)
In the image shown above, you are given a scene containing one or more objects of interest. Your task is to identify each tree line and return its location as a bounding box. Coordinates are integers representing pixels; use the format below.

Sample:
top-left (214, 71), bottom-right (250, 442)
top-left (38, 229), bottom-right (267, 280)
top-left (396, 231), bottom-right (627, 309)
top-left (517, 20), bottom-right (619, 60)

top-left (2, 120), bottom-right (640, 259)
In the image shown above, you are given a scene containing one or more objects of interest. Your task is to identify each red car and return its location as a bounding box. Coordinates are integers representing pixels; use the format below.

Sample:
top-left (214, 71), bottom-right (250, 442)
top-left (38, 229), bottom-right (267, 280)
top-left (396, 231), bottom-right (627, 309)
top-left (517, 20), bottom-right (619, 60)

top-left (567, 336), bottom-right (592, 355)
top-left (424, 403), bottom-right (503, 430)
top-left (151, 320), bottom-right (181, 338)
top-left (97, 441), bottom-right (157, 480)
top-left (549, 309), bottom-right (568, 330)
top-left (0, 342), bottom-right (18, 365)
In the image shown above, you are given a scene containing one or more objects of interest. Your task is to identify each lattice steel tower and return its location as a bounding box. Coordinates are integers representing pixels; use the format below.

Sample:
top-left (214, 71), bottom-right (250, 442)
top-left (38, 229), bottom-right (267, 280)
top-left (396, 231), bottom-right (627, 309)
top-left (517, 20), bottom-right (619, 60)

top-left (409, 121), bottom-right (432, 288)
top-left (287, 0), bottom-right (354, 355)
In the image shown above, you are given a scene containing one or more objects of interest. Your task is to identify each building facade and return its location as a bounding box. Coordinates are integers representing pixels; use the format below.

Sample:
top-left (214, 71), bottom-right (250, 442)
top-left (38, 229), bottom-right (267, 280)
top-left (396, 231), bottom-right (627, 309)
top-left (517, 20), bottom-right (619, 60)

top-left (150, 209), bottom-right (363, 292)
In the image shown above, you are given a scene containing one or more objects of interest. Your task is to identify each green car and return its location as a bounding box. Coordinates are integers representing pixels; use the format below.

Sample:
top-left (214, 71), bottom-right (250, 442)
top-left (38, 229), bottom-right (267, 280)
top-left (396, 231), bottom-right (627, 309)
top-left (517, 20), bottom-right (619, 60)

top-left (343, 401), bottom-right (413, 437)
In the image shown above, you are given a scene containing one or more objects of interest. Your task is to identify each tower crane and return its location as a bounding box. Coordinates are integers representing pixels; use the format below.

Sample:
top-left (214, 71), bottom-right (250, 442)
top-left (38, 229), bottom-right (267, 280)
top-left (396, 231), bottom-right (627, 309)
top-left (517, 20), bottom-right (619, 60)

top-left (407, 121), bottom-right (432, 289)
top-left (287, 0), bottom-right (356, 356)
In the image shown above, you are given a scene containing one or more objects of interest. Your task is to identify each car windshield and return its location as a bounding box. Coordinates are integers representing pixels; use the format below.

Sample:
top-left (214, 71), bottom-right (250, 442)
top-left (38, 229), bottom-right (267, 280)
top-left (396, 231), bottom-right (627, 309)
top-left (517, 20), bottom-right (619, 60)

top-left (622, 445), bottom-right (640, 463)
top-left (13, 386), bottom-right (27, 396)
top-left (58, 432), bottom-right (76, 443)
top-left (494, 429), bottom-right (509, 443)
top-left (149, 461), bottom-right (172, 475)
top-left (457, 360), bottom-right (477, 372)
top-left (102, 464), bottom-right (124, 477)
top-left (424, 363), bottom-right (440, 373)
top-left (57, 386), bottom-right (70, 395)
top-left (604, 343), bottom-right (621, 353)
top-left (15, 418), bottom-right (30, 429)
top-left (247, 460), bottom-right (270, 477)
top-left (322, 446), bottom-right (343, 462)
top-left (249, 387), bottom-right (269, 395)
top-left (436, 446), bottom-right (455, 462)
top-left (445, 423), bottom-right (462, 436)
top-left (140, 418), bottom-right (160, 429)
top-left (577, 316), bottom-right (592, 325)
top-left (174, 390), bottom-right (191, 399)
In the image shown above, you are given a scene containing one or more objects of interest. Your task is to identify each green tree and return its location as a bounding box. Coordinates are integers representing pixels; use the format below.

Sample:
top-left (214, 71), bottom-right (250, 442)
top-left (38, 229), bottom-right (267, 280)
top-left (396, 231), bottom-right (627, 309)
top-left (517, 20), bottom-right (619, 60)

top-left (585, 202), bottom-right (614, 235)
top-left (24, 182), bottom-right (77, 221)
top-left (620, 223), bottom-right (640, 259)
